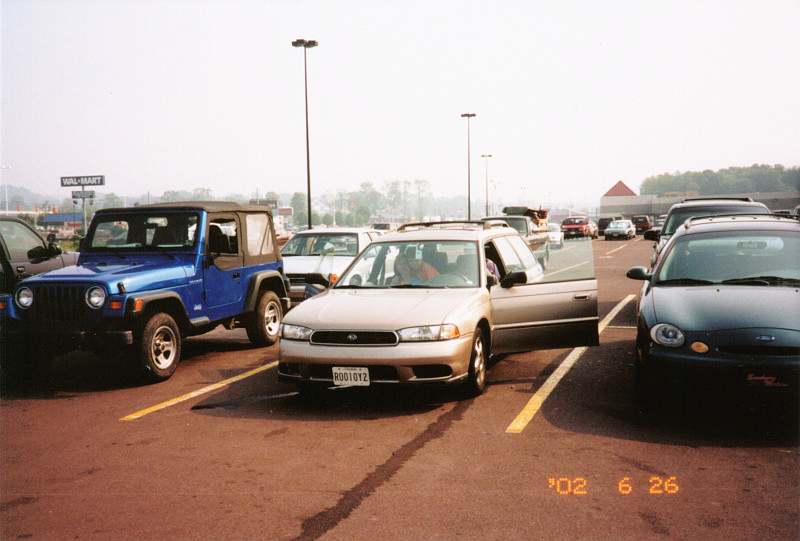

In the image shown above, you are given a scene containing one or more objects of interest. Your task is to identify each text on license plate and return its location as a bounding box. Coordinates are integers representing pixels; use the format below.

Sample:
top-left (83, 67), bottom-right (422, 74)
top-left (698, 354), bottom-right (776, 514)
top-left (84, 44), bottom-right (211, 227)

top-left (332, 366), bottom-right (370, 386)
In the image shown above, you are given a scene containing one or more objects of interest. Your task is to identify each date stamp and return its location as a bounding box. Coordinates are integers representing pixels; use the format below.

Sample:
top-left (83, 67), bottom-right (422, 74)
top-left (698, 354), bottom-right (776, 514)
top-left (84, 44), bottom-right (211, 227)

top-left (547, 476), bottom-right (679, 495)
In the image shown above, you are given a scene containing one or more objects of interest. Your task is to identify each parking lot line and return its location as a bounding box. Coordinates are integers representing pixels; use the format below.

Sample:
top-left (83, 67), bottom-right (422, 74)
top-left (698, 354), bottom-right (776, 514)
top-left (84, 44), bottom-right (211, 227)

top-left (120, 361), bottom-right (278, 421)
top-left (505, 294), bottom-right (635, 434)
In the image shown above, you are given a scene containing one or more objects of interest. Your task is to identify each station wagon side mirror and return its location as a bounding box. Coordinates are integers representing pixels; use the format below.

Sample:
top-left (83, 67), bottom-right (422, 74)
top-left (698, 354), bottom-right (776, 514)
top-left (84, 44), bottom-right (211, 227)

top-left (486, 273), bottom-right (498, 288)
top-left (626, 266), bottom-right (652, 281)
top-left (47, 243), bottom-right (63, 257)
top-left (500, 271), bottom-right (526, 288)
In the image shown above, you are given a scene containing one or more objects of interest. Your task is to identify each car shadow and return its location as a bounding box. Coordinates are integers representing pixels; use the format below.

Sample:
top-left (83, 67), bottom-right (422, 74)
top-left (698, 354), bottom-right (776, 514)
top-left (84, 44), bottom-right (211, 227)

top-left (537, 338), bottom-right (799, 447)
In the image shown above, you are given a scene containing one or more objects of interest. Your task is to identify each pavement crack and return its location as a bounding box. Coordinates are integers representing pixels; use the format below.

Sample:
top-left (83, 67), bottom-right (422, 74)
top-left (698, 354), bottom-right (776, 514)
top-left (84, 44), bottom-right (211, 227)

top-left (294, 398), bottom-right (472, 541)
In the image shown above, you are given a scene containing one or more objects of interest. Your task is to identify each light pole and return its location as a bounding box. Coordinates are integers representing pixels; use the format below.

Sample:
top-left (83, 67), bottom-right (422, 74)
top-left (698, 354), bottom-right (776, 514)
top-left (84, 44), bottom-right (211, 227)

top-left (481, 154), bottom-right (492, 216)
top-left (292, 38), bottom-right (318, 229)
top-left (461, 113), bottom-right (476, 219)
top-left (0, 165), bottom-right (11, 213)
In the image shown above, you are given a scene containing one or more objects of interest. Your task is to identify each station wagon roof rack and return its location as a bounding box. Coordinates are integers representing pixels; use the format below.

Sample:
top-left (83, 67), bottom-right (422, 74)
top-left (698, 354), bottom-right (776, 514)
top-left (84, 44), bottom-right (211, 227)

top-left (397, 220), bottom-right (510, 232)
top-left (683, 213), bottom-right (781, 230)
top-left (681, 196), bottom-right (754, 203)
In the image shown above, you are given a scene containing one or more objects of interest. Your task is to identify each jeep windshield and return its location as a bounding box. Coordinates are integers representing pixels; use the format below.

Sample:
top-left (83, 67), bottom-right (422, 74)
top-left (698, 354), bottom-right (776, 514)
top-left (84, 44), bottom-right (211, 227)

top-left (85, 212), bottom-right (200, 252)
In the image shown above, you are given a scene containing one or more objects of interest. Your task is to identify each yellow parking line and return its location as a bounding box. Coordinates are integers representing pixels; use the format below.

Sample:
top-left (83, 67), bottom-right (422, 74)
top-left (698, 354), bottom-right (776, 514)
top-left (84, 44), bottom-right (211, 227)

top-left (505, 294), bottom-right (635, 434)
top-left (120, 361), bottom-right (278, 421)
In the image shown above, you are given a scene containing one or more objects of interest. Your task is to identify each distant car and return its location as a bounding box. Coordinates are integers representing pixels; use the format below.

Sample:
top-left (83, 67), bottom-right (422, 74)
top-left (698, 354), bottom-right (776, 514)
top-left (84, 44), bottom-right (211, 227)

top-left (0, 216), bottom-right (78, 294)
top-left (281, 227), bottom-right (382, 303)
top-left (604, 219), bottom-right (636, 240)
top-left (631, 215), bottom-right (652, 234)
top-left (627, 214), bottom-right (800, 404)
top-left (279, 220), bottom-right (599, 396)
top-left (372, 222), bottom-right (401, 232)
top-left (561, 216), bottom-right (597, 239)
top-left (596, 216), bottom-right (622, 236)
top-left (546, 223), bottom-right (564, 248)
top-left (646, 197), bottom-right (770, 265)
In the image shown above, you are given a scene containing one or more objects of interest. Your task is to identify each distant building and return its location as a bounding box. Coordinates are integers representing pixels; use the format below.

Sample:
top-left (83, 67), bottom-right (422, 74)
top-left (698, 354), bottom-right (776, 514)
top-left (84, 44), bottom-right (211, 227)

top-left (41, 212), bottom-right (83, 234)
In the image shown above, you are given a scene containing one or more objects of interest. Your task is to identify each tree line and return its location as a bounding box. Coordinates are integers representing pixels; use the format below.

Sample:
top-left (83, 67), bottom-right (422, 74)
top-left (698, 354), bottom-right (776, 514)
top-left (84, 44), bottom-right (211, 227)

top-left (640, 164), bottom-right (799, 197)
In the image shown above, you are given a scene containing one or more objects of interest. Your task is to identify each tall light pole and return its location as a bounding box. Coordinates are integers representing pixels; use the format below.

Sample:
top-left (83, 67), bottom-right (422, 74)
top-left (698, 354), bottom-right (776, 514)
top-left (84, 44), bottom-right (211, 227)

top-left (461, 113), bottom-right (476, 219)
top-left (292, 38), bottom-right (318, 229)
top-left (481, 154), bottom-right (492, 217)
top-left (0, 165), bottom-right (11, 213)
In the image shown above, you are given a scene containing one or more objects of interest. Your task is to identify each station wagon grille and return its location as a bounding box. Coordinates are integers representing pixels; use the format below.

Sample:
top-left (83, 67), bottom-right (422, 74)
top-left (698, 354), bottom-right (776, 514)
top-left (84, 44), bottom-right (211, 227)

top-left (310, 330), bottom-right (399, 346)
top-left (21, 284), bottom-right (97, 325)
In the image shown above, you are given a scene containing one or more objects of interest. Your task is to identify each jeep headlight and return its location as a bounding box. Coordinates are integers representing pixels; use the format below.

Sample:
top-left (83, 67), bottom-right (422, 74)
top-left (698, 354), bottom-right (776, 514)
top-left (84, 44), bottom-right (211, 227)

top-left (15, 287), bottom-right (33, 309)
top-left (281, 324), bottom-right (313, 341)
top-left (398, 324), bottom-right (460, 342)
top-left (650, 323), bottom-right (685, 347)
top-left (86, 286), bottom-right (106, 309)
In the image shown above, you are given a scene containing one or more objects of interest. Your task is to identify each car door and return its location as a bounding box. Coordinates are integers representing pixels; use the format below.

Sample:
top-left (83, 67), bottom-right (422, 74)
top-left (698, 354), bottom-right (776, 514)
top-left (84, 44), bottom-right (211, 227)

top-left (487, 234), bottom-right (599, 354)
top-left (0, 219), bottom-right (62, 291)
top-left (203, 214), bottom-right (245, 309)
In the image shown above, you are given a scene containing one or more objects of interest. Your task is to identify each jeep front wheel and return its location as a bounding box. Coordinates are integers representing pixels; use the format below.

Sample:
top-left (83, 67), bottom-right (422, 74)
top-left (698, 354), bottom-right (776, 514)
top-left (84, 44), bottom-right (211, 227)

top-left (138, 313), bottom-right (181, 382)
top-left (247, 290), bottom-right (282, 347)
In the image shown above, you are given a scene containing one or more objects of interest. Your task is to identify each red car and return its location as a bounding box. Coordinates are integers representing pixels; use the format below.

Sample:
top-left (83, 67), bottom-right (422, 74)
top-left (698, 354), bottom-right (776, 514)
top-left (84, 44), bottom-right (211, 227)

top-left (631, 215), bottom-right (653, 234)
top-left (561, 216), bottom-right (597, 239)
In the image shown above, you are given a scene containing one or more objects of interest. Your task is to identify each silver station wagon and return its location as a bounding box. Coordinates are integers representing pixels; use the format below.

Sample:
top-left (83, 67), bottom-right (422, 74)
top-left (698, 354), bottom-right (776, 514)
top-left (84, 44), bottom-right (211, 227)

top-left (279, 221), bottom-right (599, 396)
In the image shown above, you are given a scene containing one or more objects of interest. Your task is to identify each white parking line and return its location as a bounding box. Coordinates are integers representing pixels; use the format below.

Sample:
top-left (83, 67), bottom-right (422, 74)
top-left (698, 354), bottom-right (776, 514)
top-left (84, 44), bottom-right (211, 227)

top-left (605, 244), bottom-right (629, 256)
top-left (505, 294), bottom-right (636, 434)
top-left (120, 361), bottom-right (278, 421)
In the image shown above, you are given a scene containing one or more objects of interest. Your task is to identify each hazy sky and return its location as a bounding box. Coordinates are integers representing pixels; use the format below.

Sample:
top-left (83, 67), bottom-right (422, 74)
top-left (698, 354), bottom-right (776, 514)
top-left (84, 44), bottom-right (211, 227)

top-left (2, 0), bottom-right (799, 210)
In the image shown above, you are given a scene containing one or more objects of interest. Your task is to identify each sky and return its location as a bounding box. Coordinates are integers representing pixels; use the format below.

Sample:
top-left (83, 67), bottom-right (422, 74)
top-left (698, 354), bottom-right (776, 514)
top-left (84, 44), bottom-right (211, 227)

top-left (2, 0), bottom-right (799, 212)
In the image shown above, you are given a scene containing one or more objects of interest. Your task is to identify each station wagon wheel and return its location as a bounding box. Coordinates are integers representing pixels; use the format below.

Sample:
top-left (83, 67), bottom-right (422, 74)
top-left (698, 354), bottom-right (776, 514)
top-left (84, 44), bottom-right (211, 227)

top-left (247, 290), bottom-right (282, 347)
top-left (464, 328), bottom-right (487, 396)
top-left (139, 312), bottom-right (181, 382)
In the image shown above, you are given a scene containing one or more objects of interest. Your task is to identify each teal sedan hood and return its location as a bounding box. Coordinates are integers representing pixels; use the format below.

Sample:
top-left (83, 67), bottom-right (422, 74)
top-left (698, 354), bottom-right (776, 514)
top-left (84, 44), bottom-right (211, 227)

top-left (650, 286), bottom-right (800, 332)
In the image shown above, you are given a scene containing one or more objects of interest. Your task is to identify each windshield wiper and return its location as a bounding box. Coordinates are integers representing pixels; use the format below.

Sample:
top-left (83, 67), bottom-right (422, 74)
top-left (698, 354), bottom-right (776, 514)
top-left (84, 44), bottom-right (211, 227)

top-left (721, 276), bottom-right (800, 286)
top-left (655, 278), bottom-right (715, 286)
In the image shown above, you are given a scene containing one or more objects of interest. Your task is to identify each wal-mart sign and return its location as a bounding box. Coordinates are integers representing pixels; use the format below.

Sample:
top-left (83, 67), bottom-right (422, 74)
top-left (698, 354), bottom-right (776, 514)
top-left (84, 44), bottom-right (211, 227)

top-left (61, 175), bottom-right (105, 187)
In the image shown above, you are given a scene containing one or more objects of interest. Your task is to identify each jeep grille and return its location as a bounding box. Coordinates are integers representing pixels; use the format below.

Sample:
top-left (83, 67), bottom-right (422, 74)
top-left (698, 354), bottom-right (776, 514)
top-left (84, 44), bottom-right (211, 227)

top-left (21, 285), bottom-right (98, 325)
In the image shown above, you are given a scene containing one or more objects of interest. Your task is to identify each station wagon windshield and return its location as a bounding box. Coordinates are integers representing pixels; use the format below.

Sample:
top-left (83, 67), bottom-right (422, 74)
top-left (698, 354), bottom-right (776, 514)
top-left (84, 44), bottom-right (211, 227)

top-left (336, 240), bottom-right (481, 288)
top-left (86, 212), bottom-right (200, 251)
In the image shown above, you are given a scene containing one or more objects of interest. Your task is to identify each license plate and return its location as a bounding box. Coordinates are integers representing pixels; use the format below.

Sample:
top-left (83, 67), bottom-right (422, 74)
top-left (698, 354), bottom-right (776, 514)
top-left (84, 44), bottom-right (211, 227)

top-left (332, 366), bottom-right (370, 386)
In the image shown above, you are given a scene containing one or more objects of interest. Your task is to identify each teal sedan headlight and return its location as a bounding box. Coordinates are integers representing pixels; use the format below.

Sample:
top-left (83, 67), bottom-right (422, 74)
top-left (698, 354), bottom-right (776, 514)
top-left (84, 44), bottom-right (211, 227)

top-left (650, 323), bottom-right (685, 347)
top-left (281, 324), bottom-right (313, 341)
top-left (398, 324), bottom-right (460, 342)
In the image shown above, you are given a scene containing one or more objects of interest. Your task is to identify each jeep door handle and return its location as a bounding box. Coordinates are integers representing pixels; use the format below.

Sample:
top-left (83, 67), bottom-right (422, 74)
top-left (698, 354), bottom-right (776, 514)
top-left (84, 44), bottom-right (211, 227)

top-left (233, 272), bottom-right (240, 279)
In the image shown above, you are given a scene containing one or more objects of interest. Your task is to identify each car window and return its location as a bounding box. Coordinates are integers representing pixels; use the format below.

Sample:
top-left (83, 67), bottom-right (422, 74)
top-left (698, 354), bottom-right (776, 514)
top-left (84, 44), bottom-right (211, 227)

top-left (281, 233), bottom-right (359, 257)
top-left (336, 240), bottom-right (480, 288)
top-left (662, 204), bottom-right (769, 237)
top-left (245, 213), bottom-right (273, 256)
top-left (0, 220), bottom-right (45, 260)
top-left (87, 212), bottom-right (199, 250)
top-left (656, 230), bottom-right (800, 284)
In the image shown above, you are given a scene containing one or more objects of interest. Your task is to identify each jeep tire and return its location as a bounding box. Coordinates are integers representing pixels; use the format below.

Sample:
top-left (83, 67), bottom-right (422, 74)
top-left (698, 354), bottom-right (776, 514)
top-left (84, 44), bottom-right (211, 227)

top-left (246, 290), bottom-right (282, 347)
top-left (138, 312), bottom-right (181, 382)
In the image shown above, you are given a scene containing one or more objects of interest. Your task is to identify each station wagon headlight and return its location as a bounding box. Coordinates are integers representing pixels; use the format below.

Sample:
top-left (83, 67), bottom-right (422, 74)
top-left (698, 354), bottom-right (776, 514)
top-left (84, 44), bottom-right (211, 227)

top-left (282, 324), bottom-right (313, 341)
top-left (86, 286), bottom-right (107, 309)
top-left (15, 287), bottom-right (33, 309)
top-left (650, 323), bottom-right (684, 347)
top-left (398, 324), bottom-right (460, 342)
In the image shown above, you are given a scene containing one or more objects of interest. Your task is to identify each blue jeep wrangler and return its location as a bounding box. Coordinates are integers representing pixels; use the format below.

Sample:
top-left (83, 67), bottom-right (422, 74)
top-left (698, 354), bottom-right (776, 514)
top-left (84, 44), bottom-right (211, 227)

top-left (0, 202), bottom-right (290, 382)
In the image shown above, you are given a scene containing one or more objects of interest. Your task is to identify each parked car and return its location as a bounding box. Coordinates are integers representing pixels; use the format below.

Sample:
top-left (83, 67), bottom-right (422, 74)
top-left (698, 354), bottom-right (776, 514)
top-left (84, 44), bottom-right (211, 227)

top-left (371, 222), bottom-right (401, 232)
top-left (646, 197), bottom-right (770, 265)
top-left (597, 216), bottom-right (623, 236)
top-left (279, 220), bottom-right (599, 396)
top-left (626, 214), bottom-right (800, 404)
top-left (604, 219), bottom-right (636, 240)
top-left (561, 216), bottom-right (597, 239)
top-left (0, 202), bottom-right (290, 382)
top-left (631, 215), bottom-right (652, 234)
top-left (547, 223), bottom-right (564, 248)
top-left (482, 206), bottom-right (550, 269)
top-left (0, 216), bottom-right (78, 293)
top-left (281, 227), bottom-right (382, 303)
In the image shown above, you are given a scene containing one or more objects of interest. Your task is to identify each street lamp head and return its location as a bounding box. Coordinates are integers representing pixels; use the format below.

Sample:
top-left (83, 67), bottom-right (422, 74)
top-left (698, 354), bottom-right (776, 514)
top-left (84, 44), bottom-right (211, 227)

top-left (461, 113), bottom-right (476, 118)
top-left (481, 154), bottom-right (492, 158)
top-left (292, 39), bottom-right (318, 48)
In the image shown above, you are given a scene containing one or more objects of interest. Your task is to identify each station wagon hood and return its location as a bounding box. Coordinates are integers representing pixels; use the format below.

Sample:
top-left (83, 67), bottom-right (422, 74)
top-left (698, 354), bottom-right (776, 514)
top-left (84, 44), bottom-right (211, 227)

top-left (650, 286), bottom-right (800, 332)
top-left (285, 288), bottom-right (482, 330)
top-left (20, 260), bottom-right (192, 293)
